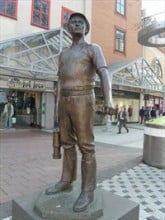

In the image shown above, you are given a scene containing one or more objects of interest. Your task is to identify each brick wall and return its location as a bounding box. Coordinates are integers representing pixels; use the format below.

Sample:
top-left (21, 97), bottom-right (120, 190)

top-left (91, 0), bottom-right (142, 64)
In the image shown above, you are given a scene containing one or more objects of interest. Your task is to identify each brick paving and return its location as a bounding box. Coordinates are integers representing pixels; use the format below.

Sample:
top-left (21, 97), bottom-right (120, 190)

top-left (0, 127), bottom-right (142, 219)
top-left (0, 128), bottom-right (141, 204)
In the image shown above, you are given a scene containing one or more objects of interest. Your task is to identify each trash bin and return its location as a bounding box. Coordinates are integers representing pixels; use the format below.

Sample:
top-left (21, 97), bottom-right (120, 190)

top-left (143, 117), bottom-right (165, 169)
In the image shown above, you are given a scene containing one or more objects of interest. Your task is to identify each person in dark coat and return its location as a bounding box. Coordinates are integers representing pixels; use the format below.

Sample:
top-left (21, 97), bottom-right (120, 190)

top-left (139, 106), bottom-right (144, 124)
top-left (117, 106), bottom-right (129, 134)
top-left (150, 107), bottom-right (156, 119)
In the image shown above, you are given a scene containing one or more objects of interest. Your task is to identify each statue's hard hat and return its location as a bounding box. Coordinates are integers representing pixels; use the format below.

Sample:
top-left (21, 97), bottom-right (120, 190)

top-left (68, 12), bottom-right (90, 35)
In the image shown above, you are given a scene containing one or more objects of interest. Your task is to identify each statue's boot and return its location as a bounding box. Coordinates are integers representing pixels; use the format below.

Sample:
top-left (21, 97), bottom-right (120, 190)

top-left (45, 181), bottom-right (72, 195)
top-left (45, 147), bottom-right (77, 195)
top-left (73, 152), bottom-right (96, 212)
top-left (73, 190), bottom-right (94, 212)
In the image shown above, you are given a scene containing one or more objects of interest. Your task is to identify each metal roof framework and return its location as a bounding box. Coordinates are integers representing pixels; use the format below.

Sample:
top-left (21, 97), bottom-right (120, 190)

top-left (0, 28), bottom-right (72, 81)
top-left (0, 28), bottom-right (164, 93)
top-left (107, 58), bottom-right (164, 93)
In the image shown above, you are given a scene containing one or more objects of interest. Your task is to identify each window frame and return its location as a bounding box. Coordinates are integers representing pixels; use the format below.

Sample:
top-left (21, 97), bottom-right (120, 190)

top-left (0, 0), bottom-right (18, 19)
top-left (61, 6), bottom-right (74, 30)
top-left (115, 28), bottom-right (126, 53)
top-left (31, 0), bottom-right (50, 30)
top-left (116, 0), bottom-right (126, 16)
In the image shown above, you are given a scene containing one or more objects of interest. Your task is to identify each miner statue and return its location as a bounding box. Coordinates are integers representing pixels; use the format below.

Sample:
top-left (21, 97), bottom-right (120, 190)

top-left (45, 12), bottom-right (114, 212)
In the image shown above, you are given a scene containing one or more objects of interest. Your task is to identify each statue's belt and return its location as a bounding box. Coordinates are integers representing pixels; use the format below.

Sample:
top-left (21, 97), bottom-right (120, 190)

top-left (61, 86), bottom-right (94, 96)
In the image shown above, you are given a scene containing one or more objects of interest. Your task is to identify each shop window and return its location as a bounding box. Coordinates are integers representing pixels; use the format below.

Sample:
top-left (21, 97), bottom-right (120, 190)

top-left (115, 29), bottom-right (125, 53)
top-left (116, 0), bottom-right (126, 16)
top-left (0, 0), bottom-right (17, 19)
top-left (31, 0), bottom-right (50, 29)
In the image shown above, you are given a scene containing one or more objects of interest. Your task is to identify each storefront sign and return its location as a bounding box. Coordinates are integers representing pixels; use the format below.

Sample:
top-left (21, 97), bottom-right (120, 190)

top-left (8, 77), bottom-right (45, 90)
top-left (113, 90), bottom-right (140, 99)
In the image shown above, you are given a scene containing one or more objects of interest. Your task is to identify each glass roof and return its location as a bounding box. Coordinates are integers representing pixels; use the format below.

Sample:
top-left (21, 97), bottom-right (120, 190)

top-left (0, 28), bottom-right (163, 93)
top-left (108, 58), bottom-right (163, 92)
top-left (0, 28), bottom-right (72, 81)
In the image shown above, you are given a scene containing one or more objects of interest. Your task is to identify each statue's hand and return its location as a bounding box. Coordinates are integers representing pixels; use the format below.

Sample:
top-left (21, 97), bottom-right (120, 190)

top-left (104, 104), bottom-right (115, 115)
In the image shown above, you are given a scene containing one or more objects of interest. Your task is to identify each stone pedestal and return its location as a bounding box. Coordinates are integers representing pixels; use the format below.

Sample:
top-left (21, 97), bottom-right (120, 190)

top-left (12, 184), bottom-right (139, 220)
top-left (34, 186), bottom-right (103, 220)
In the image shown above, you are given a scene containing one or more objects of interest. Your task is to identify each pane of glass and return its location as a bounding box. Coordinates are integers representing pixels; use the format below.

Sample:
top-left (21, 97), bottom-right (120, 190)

top-left (48, 44), bottom-right (60, 54)
top-left (121, 0), bottom-right (124, 5)
top-left (47, 57), bottom-right (57, 69)
top-left (0, 1), bottom-right (5, 13)
top-left (21, 34), bottom-right (45, 48)
top-left (33, 11), bottom-right (40, 24)
top-left (14, 50), bottom-right (39, 63)
top-left (7, 1), bottom-right (15, 16)
top-left (116, 3), bottom-right (120, 12)
top-left (44, 30), bottom-right (60, 40)
top-left (121, 7), bottom-right (124, 15)
top-left (34, 0), bottom-right (41, 10)
top-left (120, 41), bottom-right (124, 51)
top-left (34, 46), bottom-right (50, 58)
top-left (116, 38), bottom-right (119, 50)
top-left (41, 13), bottom-right (48, 26)
top-left (0, 40), bottom-right (27, 55)
top-left (116, 30), bottom-right (125, 52)
top-left (42, 1), bottom-right (48, 13)
top-left (0, 55), bottom-right (8, 64)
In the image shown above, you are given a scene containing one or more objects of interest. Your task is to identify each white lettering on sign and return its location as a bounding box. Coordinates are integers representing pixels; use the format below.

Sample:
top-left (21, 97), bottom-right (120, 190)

top-left (8, 77), bottom-right (45, 90)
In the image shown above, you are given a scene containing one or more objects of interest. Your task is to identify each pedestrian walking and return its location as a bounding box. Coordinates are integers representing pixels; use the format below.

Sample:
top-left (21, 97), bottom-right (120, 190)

top-left (117, 106), bottom-right (129, 134)
top-left (139, 106), bottom-right (144, 124)
top-left (144, 107), bottom-right (150, 122)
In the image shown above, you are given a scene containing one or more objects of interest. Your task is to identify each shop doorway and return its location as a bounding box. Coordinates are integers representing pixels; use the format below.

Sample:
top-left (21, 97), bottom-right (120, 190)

top-left (0, 90), bottom-right (42, 128)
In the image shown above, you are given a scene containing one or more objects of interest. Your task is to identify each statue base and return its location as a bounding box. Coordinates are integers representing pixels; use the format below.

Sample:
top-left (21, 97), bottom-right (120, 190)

top-left (12, 184), bottom-right (139, 220)
top-left (34, 185), bottom-right (103, 220)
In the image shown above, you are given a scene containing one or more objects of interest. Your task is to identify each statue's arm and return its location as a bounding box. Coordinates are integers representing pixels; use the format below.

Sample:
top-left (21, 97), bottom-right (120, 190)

top-left (92, 44), bottom-right (114, 111)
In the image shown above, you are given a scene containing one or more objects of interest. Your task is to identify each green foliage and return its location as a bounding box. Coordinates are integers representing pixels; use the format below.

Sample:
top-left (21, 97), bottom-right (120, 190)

top-left (146, 116), bottom-right (165, 126)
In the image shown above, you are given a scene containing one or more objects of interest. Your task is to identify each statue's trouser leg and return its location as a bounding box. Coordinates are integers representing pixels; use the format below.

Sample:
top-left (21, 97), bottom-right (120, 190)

top-left (59, 93), bottom-right (95, 186)
top-left (81, 149), bottom-right (96, 192)
top-left (60, 146), bottom-right (77, 183)
top-left (59, 93), bottom-right (96, 211)
top-left (73, 149), bottom-right (96, 212)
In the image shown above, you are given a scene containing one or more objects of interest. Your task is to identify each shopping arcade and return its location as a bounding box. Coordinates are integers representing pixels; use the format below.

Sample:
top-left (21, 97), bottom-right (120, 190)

top-left (0, 28), bottom-right (164, 127)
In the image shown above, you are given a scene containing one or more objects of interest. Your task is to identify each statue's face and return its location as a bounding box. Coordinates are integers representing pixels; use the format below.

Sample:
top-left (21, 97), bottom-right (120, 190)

top-left (68, 15), bottom-right (87, 36)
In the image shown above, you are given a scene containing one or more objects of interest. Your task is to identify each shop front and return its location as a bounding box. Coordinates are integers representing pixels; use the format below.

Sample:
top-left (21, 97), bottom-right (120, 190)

top-left (94, 86), bottom-right (140, 124)
top-left (0, 76), bottom-right (54, 129)
top-left (0, 29), bottom-right (164, 128)
top-left (144, 94), bottom-right (163, 115)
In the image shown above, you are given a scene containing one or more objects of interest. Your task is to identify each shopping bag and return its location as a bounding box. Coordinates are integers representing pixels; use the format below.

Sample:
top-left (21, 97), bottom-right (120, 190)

top-left (12, 117), bottom-right (16, 124)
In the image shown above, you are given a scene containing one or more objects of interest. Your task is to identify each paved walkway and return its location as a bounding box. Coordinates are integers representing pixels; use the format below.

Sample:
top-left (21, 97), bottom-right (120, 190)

top-left (0, 123), bottom-right (164, 220)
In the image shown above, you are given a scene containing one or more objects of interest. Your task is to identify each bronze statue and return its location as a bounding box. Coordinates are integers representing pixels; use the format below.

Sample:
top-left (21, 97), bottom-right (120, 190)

top-left (46, 12), bottom-right (114, 212)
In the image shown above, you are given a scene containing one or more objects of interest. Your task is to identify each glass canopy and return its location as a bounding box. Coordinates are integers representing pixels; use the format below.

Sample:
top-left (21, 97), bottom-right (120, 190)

top-left (0, 28), bottom-right (163, 93)
top-left (0, 28), bottom-right (72, 80)
top-left (107, 58), bottom-right (163, 92)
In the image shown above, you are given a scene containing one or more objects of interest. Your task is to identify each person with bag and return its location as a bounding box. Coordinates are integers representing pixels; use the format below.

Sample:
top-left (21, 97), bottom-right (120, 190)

top-left (117, 106), bottom-right (129, 134)
top-left (3, 100), bottom-right (14, 128)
